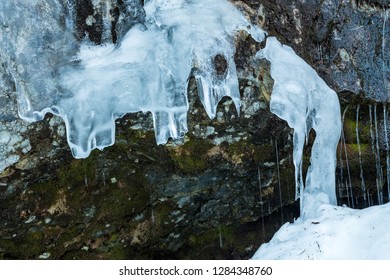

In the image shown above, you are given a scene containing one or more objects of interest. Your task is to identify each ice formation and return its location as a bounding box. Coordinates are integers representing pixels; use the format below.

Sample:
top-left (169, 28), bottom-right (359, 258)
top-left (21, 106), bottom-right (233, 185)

top-left (1, 0), bottom-right (342, 216)
top-left (257, 37), bottom-right (341, 218)
top-left (0, 0), bottom-right (265, 158)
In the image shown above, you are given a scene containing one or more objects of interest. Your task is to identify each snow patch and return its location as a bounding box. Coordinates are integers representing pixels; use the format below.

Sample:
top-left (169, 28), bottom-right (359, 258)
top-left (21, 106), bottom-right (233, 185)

top-left (252, 203), bottom-right (390, 259)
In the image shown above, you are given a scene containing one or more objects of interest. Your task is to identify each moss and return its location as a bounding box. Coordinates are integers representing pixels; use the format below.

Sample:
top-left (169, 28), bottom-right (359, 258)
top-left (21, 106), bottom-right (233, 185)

top-left (347, 143), bottom-right (369, 155)
top-left (343, 118), bottom-right (371, 145)
top-left (57, 152), bottom-right (98, 188)
top-left (254, 144), bottom-right (274, 163)
top-left (152, 201), bottom-right (176, 234)
top-left (169, 137), bottom-right (213, 174)
top-left (226, 141), bottom-right (255, 163)
top-left (0, 230), bottom-right (44, 259)
top-left (188, 225), bottom-right (234, 248)
top-left (226, 140), bottom-right (275, 165)
top-left (30, 182), bottom-right (62, 209)
top-left (108, 245), bottom-right (127, 259)
top-left (99, 185), bottom-right (149, 221)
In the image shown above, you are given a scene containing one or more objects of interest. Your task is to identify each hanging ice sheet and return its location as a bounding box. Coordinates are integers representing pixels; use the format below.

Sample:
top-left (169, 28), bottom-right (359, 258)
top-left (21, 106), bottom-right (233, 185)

top-left (257, 37), bottom-right (341, 218)
top-left (0, 0), bottom-right (265, 158)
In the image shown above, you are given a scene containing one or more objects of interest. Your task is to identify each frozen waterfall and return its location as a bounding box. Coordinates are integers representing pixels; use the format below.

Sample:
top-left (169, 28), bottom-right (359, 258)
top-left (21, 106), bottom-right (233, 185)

top-left (0, 0), bottom-right (342, 217)
top-left (0, 0), bottom-right (265, 158)
top-left (257, 37), bottom-right (341, 218)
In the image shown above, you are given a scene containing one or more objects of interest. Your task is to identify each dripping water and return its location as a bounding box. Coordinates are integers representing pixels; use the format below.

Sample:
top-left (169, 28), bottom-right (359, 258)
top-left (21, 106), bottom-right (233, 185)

top-left (356, 105), bottom-right (367, 205)
top-left (342, 106), bottom-right (354, 208)
top-left (383, 104), bottom-right (390, 202)
top-left (274, 139), bottom-right (284, 223)
top-left (373, 104), bottom-right (384, 204)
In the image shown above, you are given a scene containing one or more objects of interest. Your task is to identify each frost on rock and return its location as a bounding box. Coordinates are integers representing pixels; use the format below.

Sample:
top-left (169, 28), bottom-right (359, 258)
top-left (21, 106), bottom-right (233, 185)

top-left (0, 0), bottom-right (265, 158)
top-left (257, 37), bottom-right (341, 218)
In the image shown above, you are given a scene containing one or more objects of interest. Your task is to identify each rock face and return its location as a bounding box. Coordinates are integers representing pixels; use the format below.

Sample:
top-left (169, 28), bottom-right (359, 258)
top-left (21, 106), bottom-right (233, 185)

top-left (252, 0), bottom-right (390, 102)
top-left (0, 0), bottom-right (389, 259)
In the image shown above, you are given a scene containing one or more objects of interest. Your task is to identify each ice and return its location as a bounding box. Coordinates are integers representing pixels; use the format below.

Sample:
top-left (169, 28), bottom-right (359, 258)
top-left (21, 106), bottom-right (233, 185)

top-left (0, 0), bottom-right (77, 115)
top-left (2, 1), bottom-right (341, 219)
top-left (257, 37), bottom-right (341, 218)
top-left (0, 0), bottom-right (265, 158)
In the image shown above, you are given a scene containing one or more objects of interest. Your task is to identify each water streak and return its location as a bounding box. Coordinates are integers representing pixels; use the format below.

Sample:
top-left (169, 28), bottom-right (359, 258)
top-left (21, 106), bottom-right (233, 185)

top-left (355, 105), bottom-right (367, 205)
top-left (258, 167), bottom-right (266, 240)
top-left (342, 106), bottom-right (354, 208)
top-left (218, 225), bottom-right (223, 248)
top-left (383, 8), bottom-right (389, 89)
top-left (374, 104), bottom-right (384, 204)
top-left (274, 139), bottom-right (284, 224)
top-left (383, 104), bottom-right (390, 202)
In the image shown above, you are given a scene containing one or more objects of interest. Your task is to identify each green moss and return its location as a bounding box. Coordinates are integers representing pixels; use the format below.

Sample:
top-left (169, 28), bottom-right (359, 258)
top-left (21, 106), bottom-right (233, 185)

top-left (348, 143), bottom-right (369, 155)
top-left (254, 144), bottom-right (274, 163)
top-left (343, 118), bottom-right (371, 145)
top-left (57, 152), bottom-right (98, 187)
top-left (31, 182), bottom-right (62, 209)
top-left (152, 201), bottom-right (176, 234)
top-left (169, 138), bottom-right (213, 174)
top-left (0, 230), bottom-right (44, 259)
top-left (226, 140), bottom-right (274, 165)
top-left (108, 245), bottom-right (127, 260)
top-left (188, 225), bottom-right (234, 248)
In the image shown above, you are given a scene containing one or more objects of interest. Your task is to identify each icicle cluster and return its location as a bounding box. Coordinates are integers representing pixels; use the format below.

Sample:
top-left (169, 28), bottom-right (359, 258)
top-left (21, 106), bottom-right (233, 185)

top-left (0, 0), bottom-right (265, 158)
top-left (1, 0), bottom-right (343, 217)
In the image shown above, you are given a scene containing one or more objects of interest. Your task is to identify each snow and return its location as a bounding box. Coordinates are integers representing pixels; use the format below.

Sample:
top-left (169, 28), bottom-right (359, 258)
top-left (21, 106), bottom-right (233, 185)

top-left (252, 202), bottom-right (390, 259)
top-left (256, 37), bottom-right (341, 218)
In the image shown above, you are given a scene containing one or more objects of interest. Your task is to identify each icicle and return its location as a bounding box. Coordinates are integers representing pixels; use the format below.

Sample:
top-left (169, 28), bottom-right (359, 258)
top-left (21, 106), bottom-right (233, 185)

top-left (383, 9), bottom-right (389, 86)
top-left (345, 179), bottom-right (351, 207)
top-left (218, 225), bottom-right (223, 248)
top-left (383, 104), bottom-right (390, 202)
top-left (374, 104), bottom-right (384, 204)
top-left (342, 106), bottom-right (354, 208)
top-left (100, 0), bottom-right (115, 43)
top-left (65, 0), bottom-right (76, 30)
top-left (258, 166), bottom-right (266, 240)
top-left (102, 170), bottom-right (106, 186)
top-left (151, 208), bottom-right (155, 224)
top-left (1, 0), bottom-right (266, 158)
top-left (257, 37), bottom-right (341, 219)
top-left (355, 105), bottom-right (367, 205)
top-left (83, 163), bottom-right (88, 187)
top-left (274, 139), bottom-right (284, 223)
top-left (337, 124), bottom-right (347, 205)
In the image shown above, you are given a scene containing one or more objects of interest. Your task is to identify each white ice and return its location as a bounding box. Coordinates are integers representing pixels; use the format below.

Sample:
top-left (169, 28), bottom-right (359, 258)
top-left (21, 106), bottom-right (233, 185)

top-left (0, 0), bottom-right (265, 158)
top-left (256, 37), bottom-right (341, 218)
